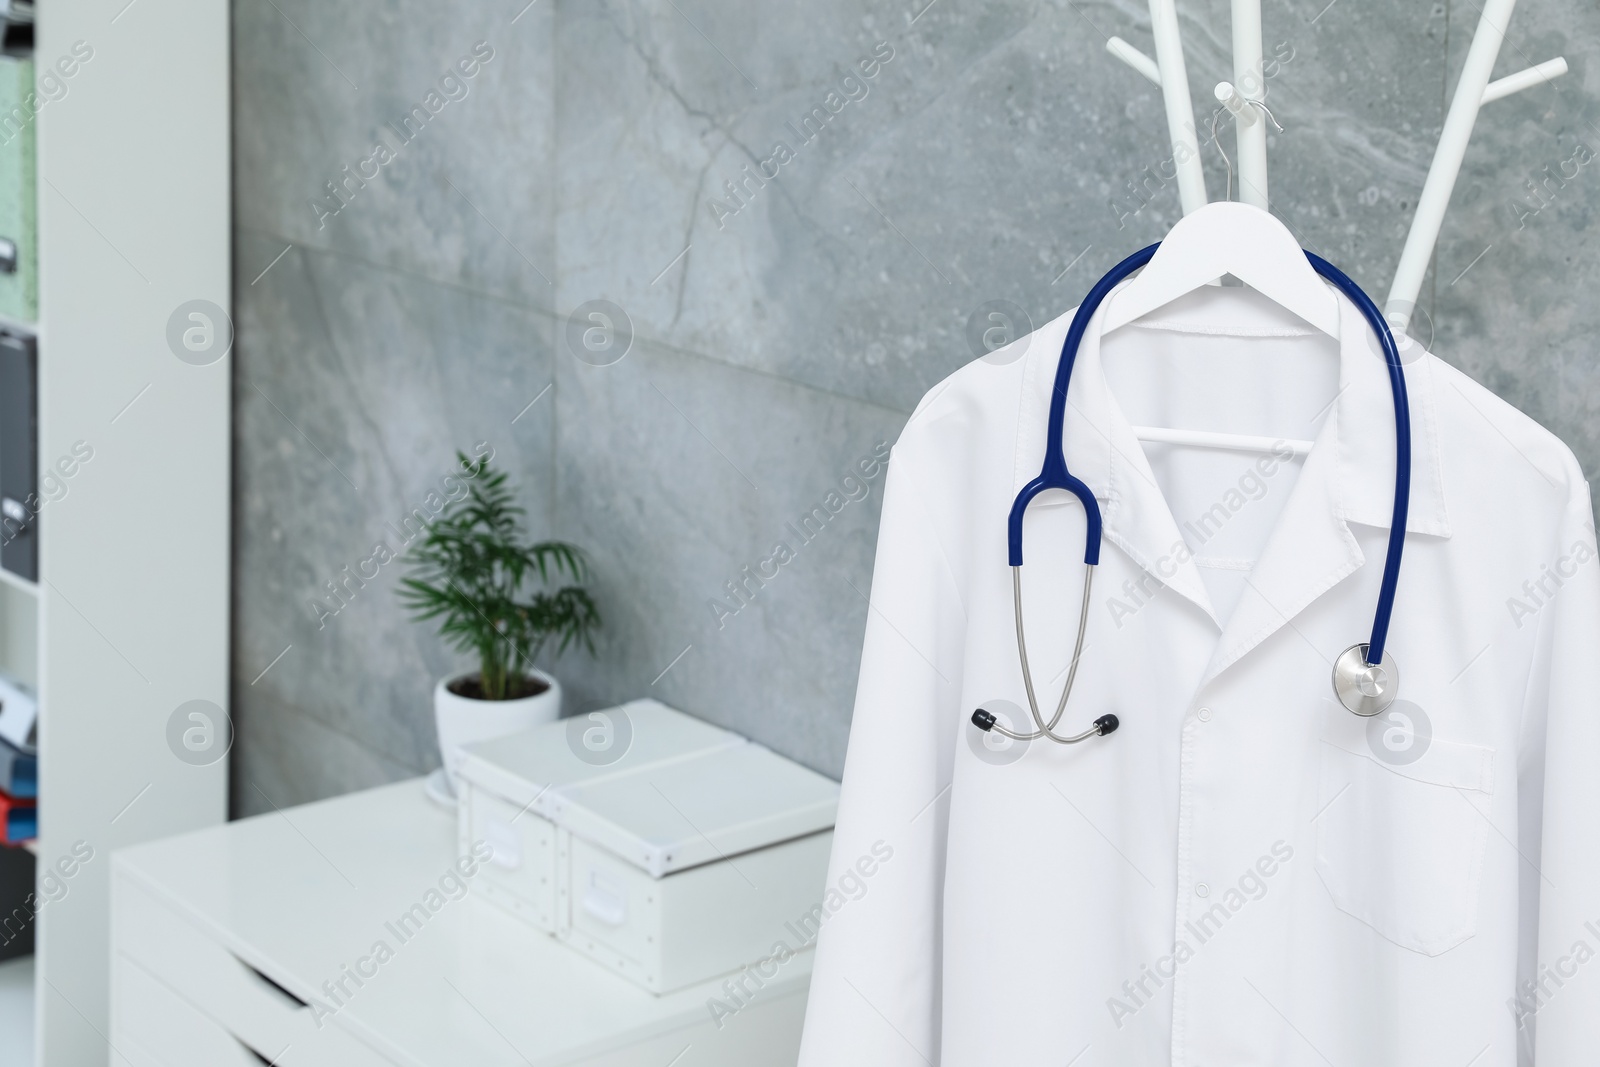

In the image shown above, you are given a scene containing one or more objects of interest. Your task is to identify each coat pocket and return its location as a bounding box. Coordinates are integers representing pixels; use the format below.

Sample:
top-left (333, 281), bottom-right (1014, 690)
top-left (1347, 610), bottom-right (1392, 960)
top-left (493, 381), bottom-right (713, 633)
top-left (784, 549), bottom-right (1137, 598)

top-left (1313, 702), bottom-right (1495, 956)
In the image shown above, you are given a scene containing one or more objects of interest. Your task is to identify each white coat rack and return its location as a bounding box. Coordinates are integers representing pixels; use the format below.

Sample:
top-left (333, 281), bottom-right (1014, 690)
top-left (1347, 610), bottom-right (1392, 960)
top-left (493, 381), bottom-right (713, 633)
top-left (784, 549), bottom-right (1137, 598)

top-left (1104, 0), bottom-right (1567, 339)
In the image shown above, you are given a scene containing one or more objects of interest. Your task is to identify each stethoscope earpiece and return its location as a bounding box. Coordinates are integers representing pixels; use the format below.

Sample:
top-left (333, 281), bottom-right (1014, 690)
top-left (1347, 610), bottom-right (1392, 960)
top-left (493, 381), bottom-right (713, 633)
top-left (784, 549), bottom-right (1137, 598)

top-left (970, 707), bottom-right (1118, 740)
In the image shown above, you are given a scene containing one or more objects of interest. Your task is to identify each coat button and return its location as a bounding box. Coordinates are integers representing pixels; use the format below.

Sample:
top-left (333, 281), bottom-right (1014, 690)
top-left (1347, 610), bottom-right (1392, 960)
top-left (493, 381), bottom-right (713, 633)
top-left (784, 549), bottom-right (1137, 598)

top-left (1197, 707), bottom-right (1213, 722)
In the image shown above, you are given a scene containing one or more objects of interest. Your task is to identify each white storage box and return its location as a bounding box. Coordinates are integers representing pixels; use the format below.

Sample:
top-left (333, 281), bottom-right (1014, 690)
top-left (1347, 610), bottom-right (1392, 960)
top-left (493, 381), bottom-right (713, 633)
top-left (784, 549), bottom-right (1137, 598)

top-left (457, 698), bottom-right (742, 931)
top-left (457, 700), bottom-right (840, 993)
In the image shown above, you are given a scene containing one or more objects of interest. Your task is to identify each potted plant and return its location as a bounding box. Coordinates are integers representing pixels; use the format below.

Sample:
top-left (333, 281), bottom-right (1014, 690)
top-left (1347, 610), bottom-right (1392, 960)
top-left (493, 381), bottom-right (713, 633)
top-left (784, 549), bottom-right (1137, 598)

top-left (400, 452), bottom-right (600, 797)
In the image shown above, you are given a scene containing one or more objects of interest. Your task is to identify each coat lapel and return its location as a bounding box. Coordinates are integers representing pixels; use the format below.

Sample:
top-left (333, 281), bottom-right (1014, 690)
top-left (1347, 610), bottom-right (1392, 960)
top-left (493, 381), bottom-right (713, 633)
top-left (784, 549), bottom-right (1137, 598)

top-left (1017, 287), bottom-right (1218, 626)
top-left (1197, 295), bottom-right (1451, 689)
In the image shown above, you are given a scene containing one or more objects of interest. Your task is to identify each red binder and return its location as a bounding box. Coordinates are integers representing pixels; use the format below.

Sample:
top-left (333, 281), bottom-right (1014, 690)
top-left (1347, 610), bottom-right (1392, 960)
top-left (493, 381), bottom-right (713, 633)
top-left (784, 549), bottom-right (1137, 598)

top-left (0, 789), bottom-right (35, 845)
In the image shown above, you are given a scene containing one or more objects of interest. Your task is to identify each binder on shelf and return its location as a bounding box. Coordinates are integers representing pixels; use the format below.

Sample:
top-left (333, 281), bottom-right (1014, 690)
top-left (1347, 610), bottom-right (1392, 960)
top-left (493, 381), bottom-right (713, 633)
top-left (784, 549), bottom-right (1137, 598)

top-left (0, 672), bottom-right (35, 755)
top-left (0, 833), bottom-right (31, 958)
top-left (0, 790), bottom-right (34, 845)
top-left (0, 330), bottom-right (36, 581)
top-left (0, 737), bottom-right (33, 799)
top-left (0, 1), bottom-right (32, 56)
top-left (0, 53), bottom-right (36, 322)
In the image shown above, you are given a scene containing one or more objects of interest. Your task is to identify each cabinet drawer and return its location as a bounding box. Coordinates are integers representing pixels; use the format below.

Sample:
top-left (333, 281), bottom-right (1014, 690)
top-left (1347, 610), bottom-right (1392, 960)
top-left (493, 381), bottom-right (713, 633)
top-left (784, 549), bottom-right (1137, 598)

top-left (113, 872), bottom-right (392, 1067)
top-left (114, 955), bottom-right (279, 1067)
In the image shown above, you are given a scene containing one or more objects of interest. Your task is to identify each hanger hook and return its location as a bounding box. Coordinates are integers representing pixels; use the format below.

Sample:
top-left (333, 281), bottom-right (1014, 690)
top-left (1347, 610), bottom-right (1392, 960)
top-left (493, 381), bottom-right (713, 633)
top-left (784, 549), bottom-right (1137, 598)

top-left (1209, 106), bottom-right (1234, 202)
top-left (1248, 98), bottom-right (1284, 133)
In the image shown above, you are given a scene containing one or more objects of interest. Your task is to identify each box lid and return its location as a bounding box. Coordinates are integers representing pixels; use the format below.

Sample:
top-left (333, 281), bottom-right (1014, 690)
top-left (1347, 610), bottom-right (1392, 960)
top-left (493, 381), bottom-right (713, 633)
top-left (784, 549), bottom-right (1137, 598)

top-left (455, 699), bottom-right (742, 817)
top-left (550, 742), bottom-right (840, 877)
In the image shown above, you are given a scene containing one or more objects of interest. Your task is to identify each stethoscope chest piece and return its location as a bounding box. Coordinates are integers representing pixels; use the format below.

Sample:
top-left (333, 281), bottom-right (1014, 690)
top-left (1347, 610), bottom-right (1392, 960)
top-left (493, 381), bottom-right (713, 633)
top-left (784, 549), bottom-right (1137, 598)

top-left (1332, 643), bottom-right (1400, 717)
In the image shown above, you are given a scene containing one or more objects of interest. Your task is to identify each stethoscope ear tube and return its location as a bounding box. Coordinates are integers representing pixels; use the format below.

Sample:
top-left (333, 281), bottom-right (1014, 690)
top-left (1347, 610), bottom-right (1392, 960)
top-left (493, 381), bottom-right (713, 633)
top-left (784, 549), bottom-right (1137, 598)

top-left (981, 564), bottom-right (1114, 744)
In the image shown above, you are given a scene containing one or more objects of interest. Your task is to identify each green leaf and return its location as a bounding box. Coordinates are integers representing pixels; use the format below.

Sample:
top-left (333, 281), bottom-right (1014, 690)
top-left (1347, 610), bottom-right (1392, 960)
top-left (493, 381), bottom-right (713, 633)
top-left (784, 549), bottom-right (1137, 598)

top-left (399, 452), bottom-right (602, 698)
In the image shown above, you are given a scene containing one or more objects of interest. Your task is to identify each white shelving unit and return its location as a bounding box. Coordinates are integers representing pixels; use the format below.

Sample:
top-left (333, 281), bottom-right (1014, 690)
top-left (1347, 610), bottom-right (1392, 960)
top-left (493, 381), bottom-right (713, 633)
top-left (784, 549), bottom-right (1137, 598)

top-left (7, 1), bottom-right (233, 1063)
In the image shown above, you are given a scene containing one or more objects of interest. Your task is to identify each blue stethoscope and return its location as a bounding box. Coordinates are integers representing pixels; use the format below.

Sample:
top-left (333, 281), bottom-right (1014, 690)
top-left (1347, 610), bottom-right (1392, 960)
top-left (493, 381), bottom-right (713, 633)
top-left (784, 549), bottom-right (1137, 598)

top-left (970, 242), bottom-right (1411, 746)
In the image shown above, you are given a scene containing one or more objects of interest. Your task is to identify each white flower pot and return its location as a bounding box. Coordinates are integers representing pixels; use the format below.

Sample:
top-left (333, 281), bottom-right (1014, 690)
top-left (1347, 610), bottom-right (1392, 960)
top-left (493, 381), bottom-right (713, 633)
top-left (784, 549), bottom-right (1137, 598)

top-left (434, 669), bottom-right (561, 795)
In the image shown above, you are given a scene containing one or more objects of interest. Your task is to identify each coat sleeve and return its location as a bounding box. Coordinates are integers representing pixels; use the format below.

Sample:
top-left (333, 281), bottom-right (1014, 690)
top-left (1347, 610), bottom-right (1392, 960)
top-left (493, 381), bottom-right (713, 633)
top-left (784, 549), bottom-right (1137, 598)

top-left (796, 445), bottom-right (966, 1067)
top-left (1519, 474), bottom-right (1600, 1061)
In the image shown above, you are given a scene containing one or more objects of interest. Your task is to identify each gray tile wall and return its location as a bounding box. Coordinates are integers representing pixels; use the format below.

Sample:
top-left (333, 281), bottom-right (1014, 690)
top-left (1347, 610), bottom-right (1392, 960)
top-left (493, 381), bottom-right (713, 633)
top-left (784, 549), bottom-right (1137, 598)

top-left (231, 0), bottom-right (1600, 814)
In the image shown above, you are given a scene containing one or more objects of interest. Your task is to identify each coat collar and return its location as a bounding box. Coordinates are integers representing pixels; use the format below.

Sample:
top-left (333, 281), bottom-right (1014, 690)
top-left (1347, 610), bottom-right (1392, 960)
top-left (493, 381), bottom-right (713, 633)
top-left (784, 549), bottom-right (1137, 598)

top-left (1015, 281), bottom-right (1450, 684)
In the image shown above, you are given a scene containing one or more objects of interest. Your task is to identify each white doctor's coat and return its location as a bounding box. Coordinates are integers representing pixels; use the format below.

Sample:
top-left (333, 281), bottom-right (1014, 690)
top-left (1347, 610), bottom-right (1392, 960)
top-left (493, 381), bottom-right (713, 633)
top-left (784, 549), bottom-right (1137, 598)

top-left (797, 285), bottom-right (1600, 1066)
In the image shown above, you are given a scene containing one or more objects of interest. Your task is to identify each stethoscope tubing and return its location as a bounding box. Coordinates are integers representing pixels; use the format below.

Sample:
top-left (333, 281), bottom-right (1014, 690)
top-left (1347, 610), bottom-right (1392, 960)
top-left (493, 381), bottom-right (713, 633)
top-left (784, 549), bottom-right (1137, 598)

top-left (1007, 244), bottom-right (1159, 570)
top-left (1302, 251), bottom-right (1410, 665)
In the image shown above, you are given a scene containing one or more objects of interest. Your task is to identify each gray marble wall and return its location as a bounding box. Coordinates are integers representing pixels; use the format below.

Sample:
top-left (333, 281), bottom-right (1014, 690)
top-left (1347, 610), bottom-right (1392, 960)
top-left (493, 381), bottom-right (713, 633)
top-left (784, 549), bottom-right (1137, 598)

top-left (231, 0), bottom-right (1600, 814)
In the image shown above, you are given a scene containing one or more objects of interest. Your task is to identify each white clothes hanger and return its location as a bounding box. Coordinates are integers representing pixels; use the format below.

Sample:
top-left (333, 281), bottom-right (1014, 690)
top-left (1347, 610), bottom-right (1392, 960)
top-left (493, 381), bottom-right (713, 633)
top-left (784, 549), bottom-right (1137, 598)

top-left (1100, 201), bottom-right (1335, 456)
top-left (1101, 201), bottom-right (1339, 338)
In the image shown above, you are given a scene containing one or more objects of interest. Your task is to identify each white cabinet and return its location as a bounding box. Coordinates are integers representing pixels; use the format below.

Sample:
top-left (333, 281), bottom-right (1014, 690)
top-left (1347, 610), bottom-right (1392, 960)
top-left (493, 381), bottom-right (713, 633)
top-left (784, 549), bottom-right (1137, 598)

top-left (111, 780), bottom-right (812, 1067)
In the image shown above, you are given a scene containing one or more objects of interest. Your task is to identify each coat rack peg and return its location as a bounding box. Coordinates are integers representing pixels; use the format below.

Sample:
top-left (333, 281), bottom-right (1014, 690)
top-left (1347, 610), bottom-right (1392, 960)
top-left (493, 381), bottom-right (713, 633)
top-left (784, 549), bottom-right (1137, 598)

top-left (1481, 56), bottom-right (1568, 104)
top-left (1215, 82), bottom-right (1258, 127)
top-left (1107, 36), bottom-right (1161, 86)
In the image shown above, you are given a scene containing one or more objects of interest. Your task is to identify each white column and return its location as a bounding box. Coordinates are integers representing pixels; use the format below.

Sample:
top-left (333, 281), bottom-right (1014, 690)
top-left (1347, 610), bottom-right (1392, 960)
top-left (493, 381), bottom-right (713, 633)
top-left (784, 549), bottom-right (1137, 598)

top-left (1230, 0), bottom-right (1269, 208)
